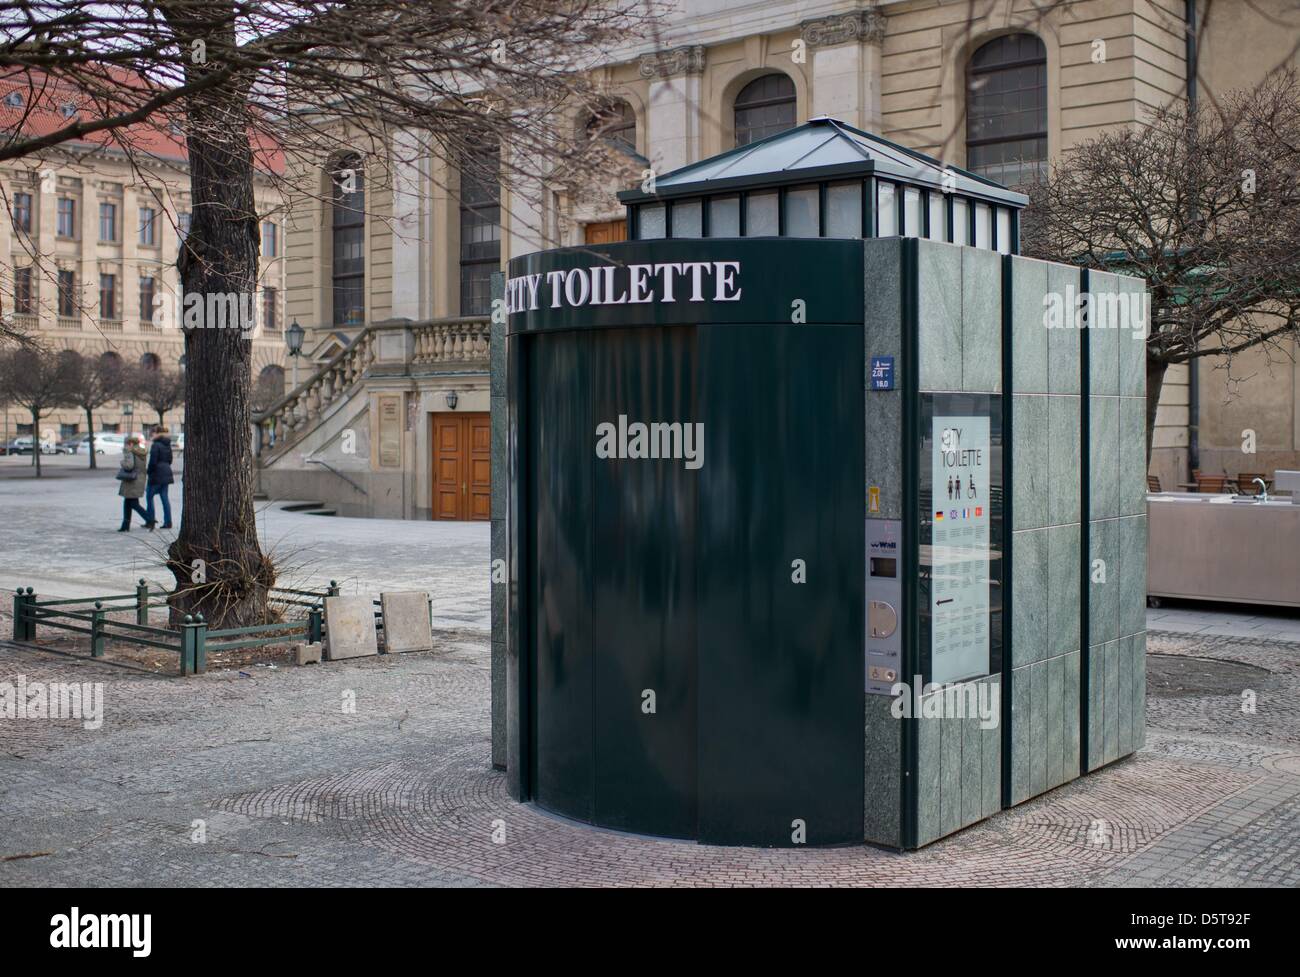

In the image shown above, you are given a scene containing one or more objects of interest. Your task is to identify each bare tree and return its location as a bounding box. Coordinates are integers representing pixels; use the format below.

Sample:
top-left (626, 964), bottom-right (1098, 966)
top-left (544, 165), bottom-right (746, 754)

top-left (2, 0), bottom-right (648, 625)
top-left (1022, 70), bottom-right (1300, 458)
top-left (0, 346), bottom-right (73, 477)
top-left (59, 351), bottom-right (124, 468)
top-left (129, 363), bottom-right (185, 427)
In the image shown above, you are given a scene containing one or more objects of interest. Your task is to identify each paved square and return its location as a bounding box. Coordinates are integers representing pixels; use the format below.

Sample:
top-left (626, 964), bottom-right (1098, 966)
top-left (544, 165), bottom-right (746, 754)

top-left (2, 456), bottom-right (1299, 886)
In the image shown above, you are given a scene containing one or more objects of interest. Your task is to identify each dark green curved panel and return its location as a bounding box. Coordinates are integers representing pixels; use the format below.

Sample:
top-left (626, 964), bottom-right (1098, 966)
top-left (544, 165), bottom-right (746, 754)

top-left (527, 330), bottom-right (594, 823)
top-left (696, 323), bottom-right (866, 846)
top-left (592, 327), bottom-right (698, 838)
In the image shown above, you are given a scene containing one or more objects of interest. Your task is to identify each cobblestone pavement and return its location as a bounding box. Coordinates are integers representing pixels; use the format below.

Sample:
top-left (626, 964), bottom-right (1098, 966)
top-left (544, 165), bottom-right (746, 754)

top-left (2, 626), bottom-right (1299, 887)
top-left (3, 460), bottom-right (1299, 885)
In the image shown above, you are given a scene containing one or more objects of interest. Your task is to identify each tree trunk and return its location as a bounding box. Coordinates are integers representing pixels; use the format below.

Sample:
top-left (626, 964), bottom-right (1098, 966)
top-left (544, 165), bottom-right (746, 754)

top-left (165, 43), bottom-right (271, 628)
top-left (30, 409), bottom-right (41, 477)
top-left (1145, 357), bottom-right (1169, 468)
top-left (85, 408), bottom-right (96, 469)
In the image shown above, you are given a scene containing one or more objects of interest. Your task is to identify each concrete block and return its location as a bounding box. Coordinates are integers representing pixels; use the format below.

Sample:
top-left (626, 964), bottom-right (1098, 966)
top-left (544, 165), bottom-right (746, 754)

top-left (295, 642), bottom-right (322, 666)
top-left (323, 595), bottom-right (379, 660)
top-left (380, 591), bottom-right (433, 653)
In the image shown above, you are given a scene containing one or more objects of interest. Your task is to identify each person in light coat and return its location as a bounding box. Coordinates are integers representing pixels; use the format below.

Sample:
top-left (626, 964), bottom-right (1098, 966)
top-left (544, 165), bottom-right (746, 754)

top-left (116, 435), bottom-right (150, 532)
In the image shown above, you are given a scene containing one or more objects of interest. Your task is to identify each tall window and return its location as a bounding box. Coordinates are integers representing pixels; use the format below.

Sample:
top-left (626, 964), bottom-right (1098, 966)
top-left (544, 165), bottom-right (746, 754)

top-left (734, 74), bottom-right (796, 147)
top-left (459, 140), bottom-right (500, 316)
top-left (331, 155), bottom-right (365, 326)
top-left (966, 34), bottom-right (1047, 186)
top-left (138, 206), bottom-right (157, 245)
top-left (57, 270), bottom-right (76, 317)
top-left (99, 273), bottom-right (117, 320)
top-left (262, 287), bottom-right (278, 331)
top-left (12, 191), bottom-right (32, 232)
top-left (178, 211), bottom-right (192, 241)
top-left (57, 197), bottom-right (76, 237)
top-left (262, 220), bottom-right (277, 257)
top-left (13, 267), bottom-right (33, 314)
top-left (99, 202), bottom-right (117, 241)
top-left (586, 99), bottom-right (637, 153)
top-left (139, 275), bottom-right (156, 324)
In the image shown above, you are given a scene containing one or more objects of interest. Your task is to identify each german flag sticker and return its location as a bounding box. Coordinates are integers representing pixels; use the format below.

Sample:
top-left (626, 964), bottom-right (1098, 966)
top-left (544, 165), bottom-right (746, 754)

top-left (934, 510), bottom-right (944, 521)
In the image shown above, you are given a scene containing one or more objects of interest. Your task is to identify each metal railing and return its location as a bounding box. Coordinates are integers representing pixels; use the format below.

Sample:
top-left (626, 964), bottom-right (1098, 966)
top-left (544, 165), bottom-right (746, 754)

top-left (11, 579), bottom-right (342, 676)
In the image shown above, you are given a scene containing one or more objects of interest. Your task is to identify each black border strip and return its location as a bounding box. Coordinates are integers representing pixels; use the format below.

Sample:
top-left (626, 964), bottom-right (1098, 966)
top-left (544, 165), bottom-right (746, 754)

top-left (1079, 266), bottom-right (1092, 776)
top-left (900, 236), bottom-right (920, 849)
top-left (1000, 252), bottom-right (1015, 807)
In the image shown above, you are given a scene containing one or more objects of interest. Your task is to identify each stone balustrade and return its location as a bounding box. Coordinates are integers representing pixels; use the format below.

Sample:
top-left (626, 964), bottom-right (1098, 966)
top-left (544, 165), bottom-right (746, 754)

top-left (253, 316), bottom-right (490, 458)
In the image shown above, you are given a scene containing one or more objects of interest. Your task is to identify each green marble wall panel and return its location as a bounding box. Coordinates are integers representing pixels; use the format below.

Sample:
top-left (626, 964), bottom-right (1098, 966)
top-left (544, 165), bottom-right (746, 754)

top-left (1010, 256), bottom-right (1049, 394)
top-left (914, 676), bottom-right (1001, 846)
top-left (1013, 395), bottom-right (1049, 531)
top-left (917, 241), bottom-right (963, 391)
top-left (961, 247), bottom-right (1002, 392)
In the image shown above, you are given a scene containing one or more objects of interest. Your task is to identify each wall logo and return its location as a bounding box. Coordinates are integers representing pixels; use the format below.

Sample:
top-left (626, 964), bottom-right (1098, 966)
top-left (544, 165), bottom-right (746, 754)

top-left (50, 908), bottom-right (151, 957)
top-left (595, 415), bottom-right (704, 470)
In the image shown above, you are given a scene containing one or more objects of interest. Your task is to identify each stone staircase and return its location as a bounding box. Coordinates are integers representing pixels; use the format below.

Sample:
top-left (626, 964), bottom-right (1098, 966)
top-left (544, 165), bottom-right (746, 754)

top-left (253, 316), bottom-right (491, 464)
top-left (251, 315), bottom-right (492, 519)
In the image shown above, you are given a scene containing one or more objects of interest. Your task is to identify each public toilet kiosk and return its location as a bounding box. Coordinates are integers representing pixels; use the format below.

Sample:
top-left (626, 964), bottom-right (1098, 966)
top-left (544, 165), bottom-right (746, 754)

top-left (489, 119), bottom-right (1150, 848)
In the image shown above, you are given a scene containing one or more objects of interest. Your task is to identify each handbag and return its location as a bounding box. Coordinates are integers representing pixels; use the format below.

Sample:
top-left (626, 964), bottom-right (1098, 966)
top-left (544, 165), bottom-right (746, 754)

top-left (116, 458), bottom-right (138, 481)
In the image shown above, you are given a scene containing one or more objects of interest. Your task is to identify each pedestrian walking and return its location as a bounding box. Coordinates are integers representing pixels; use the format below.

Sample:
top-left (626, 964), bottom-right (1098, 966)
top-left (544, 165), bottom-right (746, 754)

top-left (144, 425), bottom-right (175, 530)
top-left (116, 434), bottom-right (150, 532)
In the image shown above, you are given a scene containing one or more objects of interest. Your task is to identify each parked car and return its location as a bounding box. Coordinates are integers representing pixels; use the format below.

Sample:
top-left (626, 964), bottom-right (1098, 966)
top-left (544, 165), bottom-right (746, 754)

top-left (59, 434), bottom-right (92, 454)
top-left (172, 432), bottom-right (185, 452)
top-left (3, 436), bottom-right (33, 455)
top-left (42, 438), bottom-right (73, 455)
top-left (92, 433), bottom-right (125, 455)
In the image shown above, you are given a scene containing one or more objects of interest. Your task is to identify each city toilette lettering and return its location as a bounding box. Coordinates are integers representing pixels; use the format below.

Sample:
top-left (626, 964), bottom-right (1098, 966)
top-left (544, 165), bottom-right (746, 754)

top-left (506, 260), bottom-right (742, 313)
top-left (595, 415), bottom-right (704, 470)
top-left (49, 907), bottom-right (151, 957)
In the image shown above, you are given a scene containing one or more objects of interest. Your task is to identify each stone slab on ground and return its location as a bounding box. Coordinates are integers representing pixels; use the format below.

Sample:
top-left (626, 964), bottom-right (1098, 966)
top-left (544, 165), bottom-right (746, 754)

top-left (323, 596), bottom-right (378, 660)
top-left (380, 591), bottom-right (433, 653)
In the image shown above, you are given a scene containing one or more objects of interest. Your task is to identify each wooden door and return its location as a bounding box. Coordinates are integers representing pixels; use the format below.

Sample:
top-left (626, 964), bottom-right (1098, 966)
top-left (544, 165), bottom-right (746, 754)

top-left (431, 412), bottom-right (491, 521)
top-left (584, 219), bottom-right (626, 245)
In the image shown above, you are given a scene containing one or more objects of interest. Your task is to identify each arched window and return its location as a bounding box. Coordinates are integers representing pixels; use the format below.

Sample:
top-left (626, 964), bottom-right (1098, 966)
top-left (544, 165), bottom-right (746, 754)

top-left (459, 138), bottom-right (500, 316)
top-left (331, 154), bottom-right (365, 327)
top-left (734, 74), bottom-right (796, 147)
top-left (140, 352), bottom-right (161, 370)
top-left (253, 364), bottom-right (286, 411)
top-left (99, 351), bottom-right (122, 370)
top-left (966, 34), bottom-right (1047, 186)
top-left (586, 99), bottom-right (637, 154)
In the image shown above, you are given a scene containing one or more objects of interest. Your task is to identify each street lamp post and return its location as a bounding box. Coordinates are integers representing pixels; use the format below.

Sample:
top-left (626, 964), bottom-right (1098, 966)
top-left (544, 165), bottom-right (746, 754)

top-left (122, 402), bottom-right (134, 437)
top-left (285, 319), bottom-right (305, 390)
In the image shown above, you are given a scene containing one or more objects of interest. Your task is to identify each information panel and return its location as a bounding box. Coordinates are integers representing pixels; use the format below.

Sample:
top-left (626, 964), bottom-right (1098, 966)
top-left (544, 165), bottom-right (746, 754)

top-left (929, 415), bottom-right (990, 683)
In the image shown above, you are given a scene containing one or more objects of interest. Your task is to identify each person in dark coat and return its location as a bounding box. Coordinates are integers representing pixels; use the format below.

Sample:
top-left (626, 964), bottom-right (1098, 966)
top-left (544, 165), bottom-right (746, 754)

top-left (117, 436), bottom-right (150, 531)
top-left (144, 426), bottom-right (175, 529)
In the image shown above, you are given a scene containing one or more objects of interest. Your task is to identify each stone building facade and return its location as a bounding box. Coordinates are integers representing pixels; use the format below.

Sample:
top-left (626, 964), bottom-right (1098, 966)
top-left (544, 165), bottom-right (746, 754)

top-left (272, 0), bottom-right (1300, 515)
top-left (2, 77), bottom-right (288, 443)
